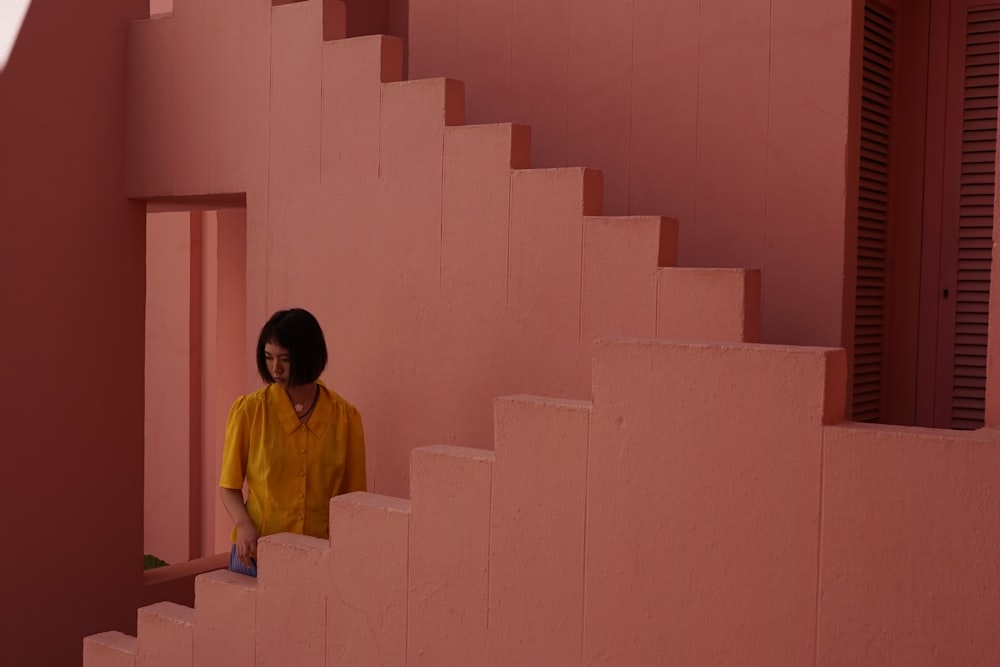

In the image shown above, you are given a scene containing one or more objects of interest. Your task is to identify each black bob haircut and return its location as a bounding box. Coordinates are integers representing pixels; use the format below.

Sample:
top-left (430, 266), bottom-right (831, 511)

top-left (256, 308), bottom-right (328, 386)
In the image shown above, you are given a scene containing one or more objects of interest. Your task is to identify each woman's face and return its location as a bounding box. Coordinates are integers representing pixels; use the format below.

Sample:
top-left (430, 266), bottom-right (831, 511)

top-left (264, 341), bottom-right (291, 385)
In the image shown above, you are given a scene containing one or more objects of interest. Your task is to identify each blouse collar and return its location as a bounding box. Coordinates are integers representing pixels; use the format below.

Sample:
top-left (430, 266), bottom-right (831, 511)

top-left (269, 381), bottom-right (332, 436)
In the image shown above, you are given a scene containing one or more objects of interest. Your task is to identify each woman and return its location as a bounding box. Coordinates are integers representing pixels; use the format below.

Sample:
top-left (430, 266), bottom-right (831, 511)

top-left (219, 308), bottom-right (366, 576)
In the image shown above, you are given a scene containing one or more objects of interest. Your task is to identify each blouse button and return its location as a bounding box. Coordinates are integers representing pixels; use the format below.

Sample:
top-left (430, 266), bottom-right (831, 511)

top-left (299, 470), bottom-right (305, 477)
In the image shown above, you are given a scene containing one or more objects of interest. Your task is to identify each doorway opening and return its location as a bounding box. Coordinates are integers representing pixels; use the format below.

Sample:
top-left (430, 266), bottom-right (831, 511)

top-left (144, 199), bottom-right (247, 566)
top-left (852, 0), bottom-right (999, 429)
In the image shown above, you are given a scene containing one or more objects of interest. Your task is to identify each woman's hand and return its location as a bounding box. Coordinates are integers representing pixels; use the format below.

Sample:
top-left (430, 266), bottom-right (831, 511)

top-left (220, 487), bottom-right (259, 568)
top-left (235, 520), bottom-right (260, 568)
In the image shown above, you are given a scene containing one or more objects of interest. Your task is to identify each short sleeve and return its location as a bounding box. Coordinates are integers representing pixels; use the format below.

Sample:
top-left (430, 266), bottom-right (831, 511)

top-left (341, 406), bottom-right (367, 493)
top-left (219, 395), bottom-right (250, 489)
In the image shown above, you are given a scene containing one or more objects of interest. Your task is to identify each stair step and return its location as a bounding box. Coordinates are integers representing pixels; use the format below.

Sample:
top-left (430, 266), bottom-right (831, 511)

top-left (382, 77), bottom-right (466, 141)
top-left (408, 445), bottom-right (494, 666)
top-left (509, 167), bottom-right (604, 348)
top-left (380, 77), bottom-right (467, 216)
top-left (137, 602), bottom-right (195, 667)
top-left (271, 0), bottom-right (342, 191)
top-left (442, 122), bottom-right (531, 320)
top-left (271, 0), bottom-right (347, 40)
top-left (193, 569), bottom-right (258, 667)
top-left (256, 533), bottom-right (328, 667)
top-left (444, 122), bottom-right (532, 170)
top-left (271, 0), bottom-right (345, 42)
top-left (657, 266), bottom-right (762, 343)
top-left (379, 76), bottom-right (469, 328)
top-left (322, 35), bottom-right (404, 186)
top-left (83, 631), bottom-right (137, 667)
top-left (327, 491), bottom-right (411, 666)
top-left (490, 395), bottom-right (591, 665)
top-left (582, 215), bottom-right (679, 339)
top-left (511, 166), bottom-right (604, 222)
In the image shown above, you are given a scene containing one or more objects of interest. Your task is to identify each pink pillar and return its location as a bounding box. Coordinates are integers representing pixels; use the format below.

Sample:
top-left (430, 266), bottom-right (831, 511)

top-left (255, 534), bottom-right (328, 667)
top-left (200, 209), bottom-right (247, 554)
top-left (581, 215), bottom-right (673, 340)
top-left (489, 396), bottom-right (590, 665)
top-left (83, 633), bottom-right (138, 667)
top-left (193, 570), bottom-right (257, 667)
top-left (327, 492), bottom-right (410, 666)
top-left (136, 602), bottom-right (195, 666)
top-left (408, 446), bottom-right (494, 666)
top-left (145, 212), bottom-right (197, 565)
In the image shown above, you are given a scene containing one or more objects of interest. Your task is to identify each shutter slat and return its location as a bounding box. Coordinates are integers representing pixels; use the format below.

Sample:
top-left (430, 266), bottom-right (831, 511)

top-left (854, 1), bottom-right (896, 422)
top-left (951, 4), bottom-right (999, 429)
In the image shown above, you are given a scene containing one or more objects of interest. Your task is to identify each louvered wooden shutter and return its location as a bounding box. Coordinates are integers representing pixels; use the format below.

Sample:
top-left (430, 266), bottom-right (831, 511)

top-left (854, 1), bottom-right (895, 423)
top-left (951, 5), bottom-right (1000, 429)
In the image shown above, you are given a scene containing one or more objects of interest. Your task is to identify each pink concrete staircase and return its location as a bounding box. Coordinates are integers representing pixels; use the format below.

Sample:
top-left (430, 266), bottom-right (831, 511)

top-left (87, 342), bottom-right (1000, 665)
top-left (86, 1), bottom-right (1000, 665)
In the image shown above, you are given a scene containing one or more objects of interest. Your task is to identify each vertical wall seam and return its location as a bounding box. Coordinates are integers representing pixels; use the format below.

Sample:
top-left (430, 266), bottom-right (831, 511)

top-left (579, 408), bottom-right (592, 661)
top-left (319, 27), bottom-right (324, 186)
top-left (253, 583), bottom-right (258, 664)
top-left (764, 0), bottom-right (773, 300)
top-left (486, 456), bottom-right (494, 639)
top-left (440, 123), bottom-right (446, 295)
top-left (449, 5), bottom-right (459, 300)
top-left (265, 9), bottom-right (274, 313)
top-left (813, 427), bottom-right (828, 667)
top-left (506, 172), bottom-right (513, 310)
top-left (579, 218), bottom-right (586, 342)
top-left (509, 0), bottom-right (515, 119)
top-left (694, 0), bottom-right (702, 233)
top-left (655, 268), bottom-right (661, 337)
top-left (375, 72), bottom-right (387, 180)
top-left (627, 0), bottom-right (637, 215)
top-left (405, 505), bottom-right (411, 666)
top-left (189, 212), bottom-right (204, 560)
top-left (378, 81), bottom-right (384, 179)
top-left (564, 0), bottom-right (570, 165)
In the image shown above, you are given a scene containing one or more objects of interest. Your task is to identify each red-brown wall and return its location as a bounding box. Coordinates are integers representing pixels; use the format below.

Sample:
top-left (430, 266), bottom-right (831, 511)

top-left (0, 0), bottom-right (147, 663)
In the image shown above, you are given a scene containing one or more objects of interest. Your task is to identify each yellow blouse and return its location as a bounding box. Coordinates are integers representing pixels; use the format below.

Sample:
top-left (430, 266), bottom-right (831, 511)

top-left (219, 382), bottom-right (366, 541)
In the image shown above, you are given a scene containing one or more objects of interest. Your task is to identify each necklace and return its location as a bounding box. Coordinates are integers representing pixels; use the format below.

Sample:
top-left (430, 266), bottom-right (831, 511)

top-left (292, 384), bottom-right (319, 416)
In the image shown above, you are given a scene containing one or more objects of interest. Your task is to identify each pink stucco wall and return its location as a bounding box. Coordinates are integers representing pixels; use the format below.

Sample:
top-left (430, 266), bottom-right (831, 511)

top-left (75, 4), bottom-right (999, 665)
top-left (90, 337), bottom-right (1000, 665)
top-left (818, 423), bottom-right (1000, 665)
top-left (125, 1), bottom-right (760, 499)
top-left (0, 0), bottom-right (989, 663)
top-left (409, 0), bottom-right (856, 350)
top-left (0, 0), bottom-right (148, 664)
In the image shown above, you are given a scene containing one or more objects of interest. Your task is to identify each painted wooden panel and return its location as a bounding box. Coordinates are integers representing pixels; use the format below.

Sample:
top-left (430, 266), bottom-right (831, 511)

top-left (853, 1), bottom-right (895, 422)
top-left (951, 3), bottom-right (1000, 428)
